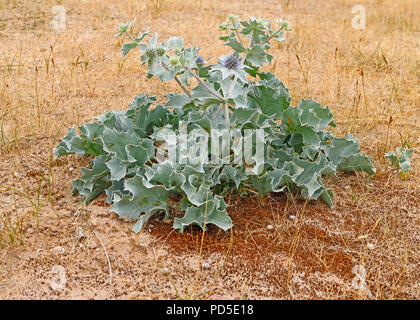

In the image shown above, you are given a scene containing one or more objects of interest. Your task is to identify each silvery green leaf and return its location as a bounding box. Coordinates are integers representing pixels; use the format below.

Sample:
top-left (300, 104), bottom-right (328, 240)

top-left (132, 104), bottom-right (169, 137)
top-left (217, 166), bottom-right (246, 189)
top-left (173, 196), bottom-right (232, 233)
top-left (149, 33), bottom-right (159, 48)
top-left (336, 154), bottom-right (376, 175)
top-left (240, 18), bottom-right (267, 44)
top-left (105, 179), bottom-right (128, 204)
top-left (191, 81), bottom-right (224, 107)
top-left (110, 174), bottom-right (169, 233)
top-left (298, 99), bottom-right (335, 131)
top-left (100, 128), bottom-right (140, 160)
top-left (106, 156), bottom-right (127, 181)
top-left (164, 93), bottom-right (191, 109)
top-left (294, 154), bottom-right (330, 200)
top-left (168, 36), bottom-right (183, 50)
top-left (121, 42), bottom-right (139, 57)
top-left (115, 22), bottom-right (132, 37)
top-left (245, 44), bottom-right (270, 67)
top-left (385, 147), bottom-right (415, 174)
top-left (223, 33), bottom-right (246, 53)
top-left (54, 122), bottom-right (105, 159)
top-left (153, 63), bottom-right (176, 82)
top-left (249, 73), bottom-right (291, 117)
top-left (324, 134), bottom-right (375, 175)
top-left (126, 140), bottom-right (155, 165)
top-left (220, 77), bottom-right (248, 100)
top-left (272, 31), bottom-right (285, 42)
top-left (145, 161), bottom-right (174, 187)
top-left (72, 155), bottom-right (111, 204)
top-left (230, 109), bottom-right (260, 129)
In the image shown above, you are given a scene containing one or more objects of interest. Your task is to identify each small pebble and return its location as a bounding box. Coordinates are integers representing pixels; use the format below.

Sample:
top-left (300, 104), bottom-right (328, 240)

top-left (266, 224), bottom-right (274, 230)
top-left (36, 248), bottom-right (42, 253)
top-left (201, 262), bottom-right (210, 270)
top-left (69, 167), bottom-right (74, 172)
top-left (89, 217), bottom-right (98, 227)
top-left (79, 243), bottom-right (84, 248)
top-left (75, 226), bottom-right (85, 239)
top-left (53, 246), bottom-right (65, 254)
top-left (289, 215), bottom-right (296, 220)
top-left (367, 243), bottom-right (375, 250)
top-left (96, 248), bottom-right (100, 251)
top-left (13, 172), bottom-right (20, 178)
top-left (88, 242), bottom-right (97, 250)
top-left (162, 267), bottom-right (169, 274)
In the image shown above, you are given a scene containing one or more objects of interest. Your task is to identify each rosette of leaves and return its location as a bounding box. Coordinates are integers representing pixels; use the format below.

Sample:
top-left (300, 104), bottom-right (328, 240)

top-left (54, 16), bottom-right (375, 234)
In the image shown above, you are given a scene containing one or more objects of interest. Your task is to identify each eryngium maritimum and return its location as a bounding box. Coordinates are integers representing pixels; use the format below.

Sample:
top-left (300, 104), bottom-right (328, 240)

top-left (156, 48), bottom-right (165, 56)
top-left (196, 55), bottom-right (204, 65)
top-left (223, 54), bottom-right (240, 69)
top-left (146, 48), bottom-right (156, 59)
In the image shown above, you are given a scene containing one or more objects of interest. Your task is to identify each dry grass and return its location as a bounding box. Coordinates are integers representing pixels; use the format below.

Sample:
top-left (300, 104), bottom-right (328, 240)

top-left (0, 0), bottom-right (419, 299)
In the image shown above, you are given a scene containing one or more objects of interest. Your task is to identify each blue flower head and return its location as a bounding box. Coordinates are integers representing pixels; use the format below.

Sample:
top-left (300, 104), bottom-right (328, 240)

top-left (195, 55), bottom-right (205, 65)
top-left (223, 54), bottom-right (240, 70)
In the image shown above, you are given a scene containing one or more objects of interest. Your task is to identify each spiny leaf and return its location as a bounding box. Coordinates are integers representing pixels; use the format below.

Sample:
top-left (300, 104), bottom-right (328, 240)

top-left (249, 73), bottom-right (291, 117)
top-left (173, 196), bottom-right (232, 233)
top-left (110, 174), bottom-right (170, 233)
top-left (385, 147), bottom-right (414, 175)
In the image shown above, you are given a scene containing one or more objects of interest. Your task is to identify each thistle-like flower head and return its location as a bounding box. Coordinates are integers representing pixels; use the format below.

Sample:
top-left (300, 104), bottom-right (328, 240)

top-left (223, 54), bottom-right (240, 70)
top-left (156, 48), bottom-right (165, 56)
top-left (169, 55), bottom-right (180, 66)
top-left (227, 14), bottom-right (239, 22)
top-left (277, 19), bottom-right (291, 31)
top-left (195, 55), bottom-right (205, 65)
top-left (146, 48), bottom-right (156, 59)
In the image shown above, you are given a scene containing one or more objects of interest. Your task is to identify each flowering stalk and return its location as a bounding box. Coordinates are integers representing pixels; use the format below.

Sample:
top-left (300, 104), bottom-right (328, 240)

top-left (185, 66), bottom-right (225, 101)
top-left (232, 25), bottom-right (244, 48)
top-left (223, 102), bottom-right (230, 127)
top-left (174, 76), bottom-right (192, 98)
top-left (125, 31), bottom-right (192, 99)
top-left (260, 28), bottom-right (284, 46)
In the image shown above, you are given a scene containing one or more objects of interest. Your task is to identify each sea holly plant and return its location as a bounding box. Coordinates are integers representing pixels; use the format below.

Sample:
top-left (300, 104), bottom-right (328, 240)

top-left (54, 16), bottom-right (376, 234)
top-left (385, 146), bottom-right (415, 178)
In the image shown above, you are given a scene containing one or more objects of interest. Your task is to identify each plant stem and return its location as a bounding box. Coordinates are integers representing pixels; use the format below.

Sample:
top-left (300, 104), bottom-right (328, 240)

top-left (231, 23), bottom-right (244, 48)
top-left (223, 102), bottom-right (230, 128)
top-left (185, 67), bottom-right (225, 101)
top-left (247, 31), bottom-right (254, 50)
top-left (174, 75), bottom-right (192, 98)
top-left (261, 28), bottom-right (283, 46)
top-left (125, 31), bottom-right (136, 41)
top-left (125, 30), bottom-right (222, 102)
